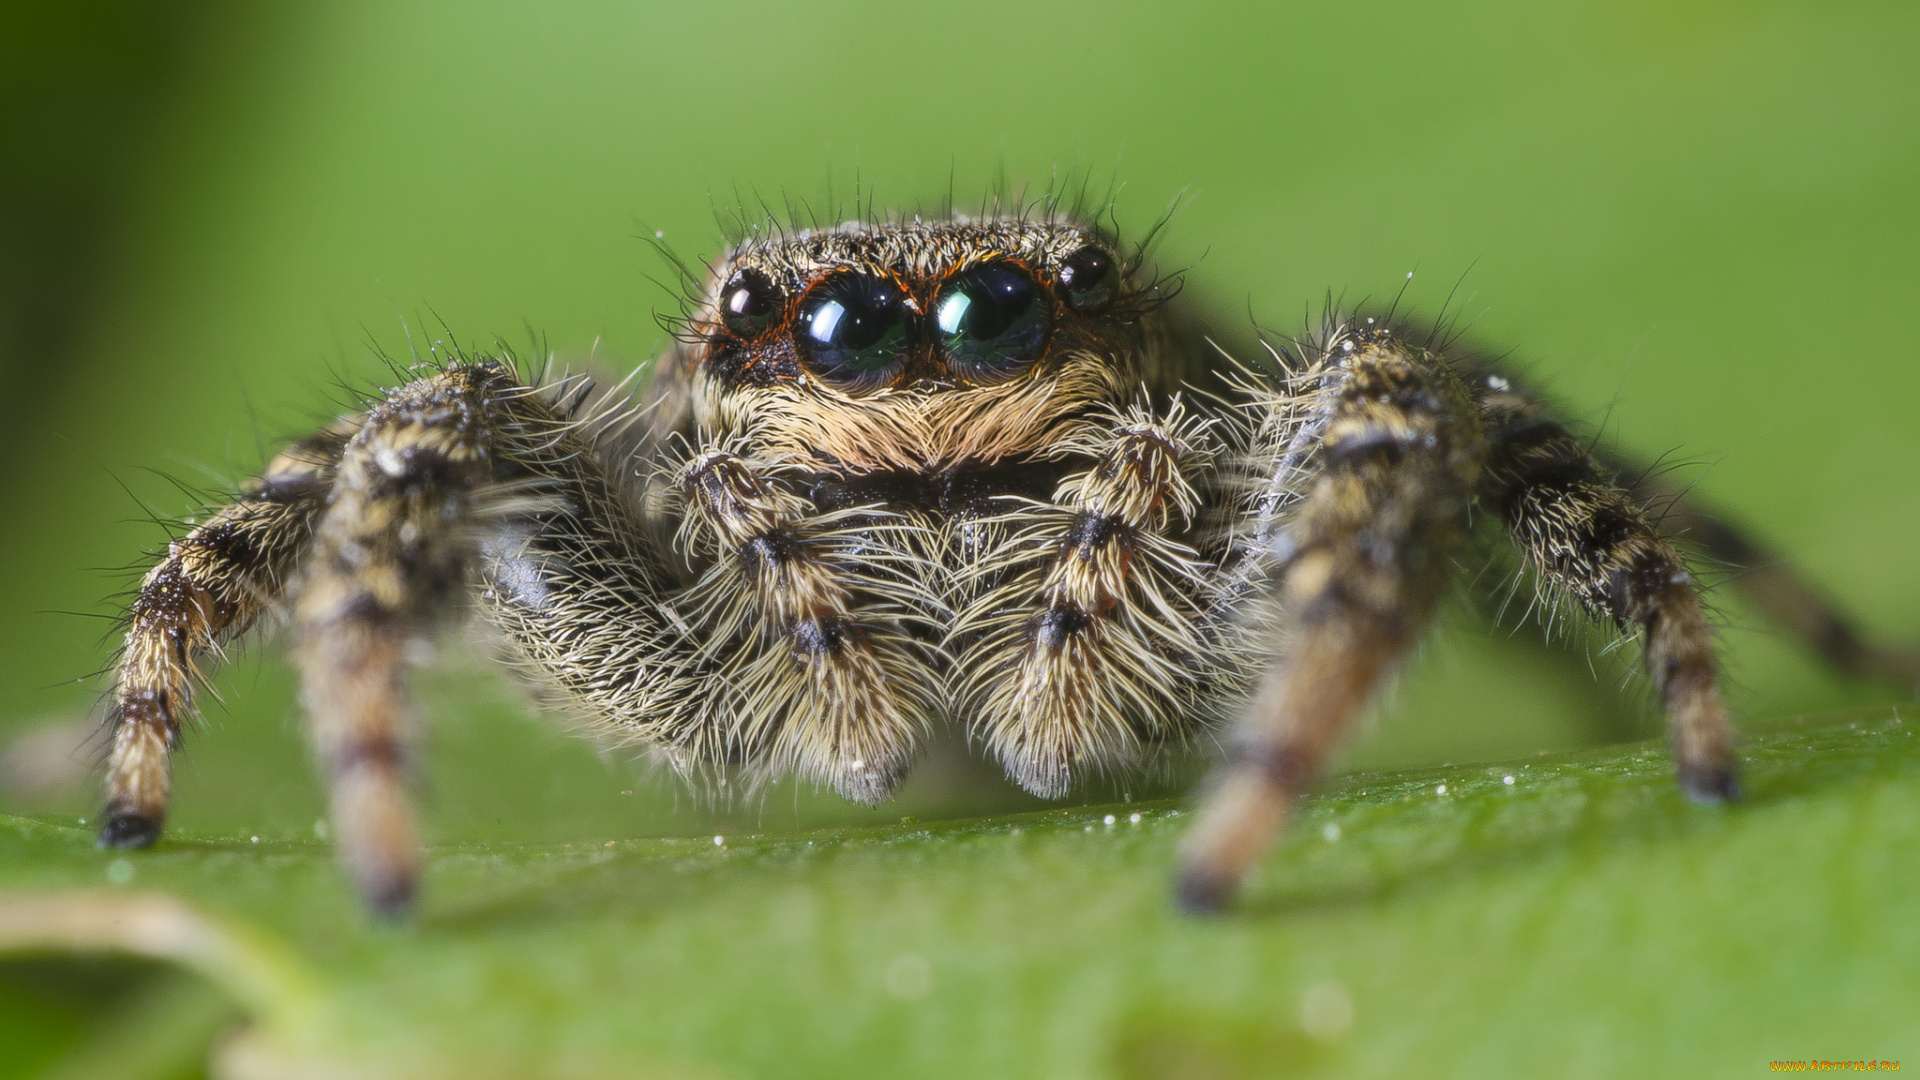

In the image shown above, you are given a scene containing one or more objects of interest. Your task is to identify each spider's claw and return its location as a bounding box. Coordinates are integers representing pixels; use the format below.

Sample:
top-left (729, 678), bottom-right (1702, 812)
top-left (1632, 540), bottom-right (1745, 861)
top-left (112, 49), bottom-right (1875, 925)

top-left (1679, 763), bottom-right (1742, 806)
top-left (97, 809), bottom-right (162, 849)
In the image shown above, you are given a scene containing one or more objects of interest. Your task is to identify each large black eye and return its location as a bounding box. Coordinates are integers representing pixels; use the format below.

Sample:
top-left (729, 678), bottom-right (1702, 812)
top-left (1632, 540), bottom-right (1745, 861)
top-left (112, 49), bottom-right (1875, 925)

top-left (934, 263), bottom-right (1050, 379)
top-left (796, 273), bottom-right (908, 389)
top-left (1057, 246), bottom-right (1118, 312)
top-left (719, 270), bottom-right (782, 336)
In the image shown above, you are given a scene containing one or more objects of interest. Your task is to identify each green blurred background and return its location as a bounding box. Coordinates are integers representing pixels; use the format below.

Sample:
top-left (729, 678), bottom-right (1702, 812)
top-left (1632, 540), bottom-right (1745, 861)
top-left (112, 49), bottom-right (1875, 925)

top-left (2, 0), bottom-right (1915, 839)
top-left (3, 1), bottom-right (1919, 1076)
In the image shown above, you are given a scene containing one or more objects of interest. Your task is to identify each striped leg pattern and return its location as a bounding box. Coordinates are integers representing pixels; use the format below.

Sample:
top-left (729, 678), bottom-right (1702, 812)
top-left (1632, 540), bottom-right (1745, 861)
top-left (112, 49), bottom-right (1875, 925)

top-left (957, 404), bottom-right (1216, 798)
top-left (99, 427), bottom-right (345, 849)
top-left (1481, 388), bottom-right (1739, 803)
top-left (1177, 332), bottom-right (1482, 912)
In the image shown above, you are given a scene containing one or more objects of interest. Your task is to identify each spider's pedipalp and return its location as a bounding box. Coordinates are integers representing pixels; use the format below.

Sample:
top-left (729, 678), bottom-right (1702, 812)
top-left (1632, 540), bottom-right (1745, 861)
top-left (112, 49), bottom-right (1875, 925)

top-left (956, 401), bottom-right (1218, 797)
top-left (674, 448), bottom-right (935, 803)
top-left (1178, 330), bottom-right (1483, 913)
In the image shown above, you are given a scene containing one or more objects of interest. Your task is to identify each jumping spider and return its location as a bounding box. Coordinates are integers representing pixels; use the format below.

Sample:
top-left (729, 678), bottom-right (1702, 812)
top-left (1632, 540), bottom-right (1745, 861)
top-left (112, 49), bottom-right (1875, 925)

top-left (96, 210), bottom-right (1917, 915)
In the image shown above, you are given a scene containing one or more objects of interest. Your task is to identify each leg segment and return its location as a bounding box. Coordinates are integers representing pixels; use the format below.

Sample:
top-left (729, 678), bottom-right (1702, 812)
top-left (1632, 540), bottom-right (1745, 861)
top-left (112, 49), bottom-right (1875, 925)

top-left (1480, 389), bottom-right (1739, 802)
top-left (292, 367), bottom-right (503, 914)
top-left (675, 449), bottom-right (931, 803)
top-left (99, 426), bottom-right (346, 848)
top-left (1600, 451), bottom-right (1920, 693)
top-left (1177, 332), bottom-right (1481, 912)
top-left (954, 404), bottom-right (1215, 798)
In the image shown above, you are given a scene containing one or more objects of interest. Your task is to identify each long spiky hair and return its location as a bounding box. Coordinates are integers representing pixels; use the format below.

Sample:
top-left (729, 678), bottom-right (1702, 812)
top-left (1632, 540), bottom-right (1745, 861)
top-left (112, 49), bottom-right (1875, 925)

top-left (645, 167), bottom-right (1193, 350)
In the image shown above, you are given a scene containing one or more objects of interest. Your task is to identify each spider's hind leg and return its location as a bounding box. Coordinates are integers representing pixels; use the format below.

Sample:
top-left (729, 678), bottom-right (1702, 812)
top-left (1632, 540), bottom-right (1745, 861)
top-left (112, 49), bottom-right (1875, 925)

top-left (1479, 386), bottom-right (1739, 803)
top-left (1602, 450), bottom-right (1920, 695)
top-left (100, 424), bottom-right (347, 849)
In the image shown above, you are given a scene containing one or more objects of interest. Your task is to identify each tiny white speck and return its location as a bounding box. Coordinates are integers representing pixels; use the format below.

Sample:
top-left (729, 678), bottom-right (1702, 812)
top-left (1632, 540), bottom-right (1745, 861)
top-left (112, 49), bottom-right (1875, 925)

top-left (620, 790), bottom-right (633, 796)
top-left (850, 759), bottom-right (864, 769)
top-left (106, 859), bottom-right (134, 885)
top-left (77, 818), bottom-right (86, 826)
top-left (654, 230), bottom-right (665, 239)
top-left (1103, 814), bottom-right (1116, 826)
top-left (1322, 822), bottom-right (1341, 842)
top-left (250, 835), bottom-right (260, 844)
top-left (1128, 813), bottom-right (1142, 825)
top-left (1406, 270), bottom-right (1414, 279)
top-left (713, 835), bottom-right (725, 846)
top-left (313, 818), bottom-right (329, 839)
top-left (1502, 775), bottom-right (1515, 786)
top-left (1486, 374), bottom-right (1510, 392)
top-left (1300, 980), bottom-right (1356, 1041)
top-left (1435, 784), bottom-right (1447, 795)
top-left (1084, 825), bottom-right (1093, 833)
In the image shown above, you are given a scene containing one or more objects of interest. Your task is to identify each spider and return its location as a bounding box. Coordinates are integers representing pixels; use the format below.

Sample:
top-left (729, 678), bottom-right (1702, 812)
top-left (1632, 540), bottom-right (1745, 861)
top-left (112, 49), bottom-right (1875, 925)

top-left (94, 208), bottom-right (1917, 916)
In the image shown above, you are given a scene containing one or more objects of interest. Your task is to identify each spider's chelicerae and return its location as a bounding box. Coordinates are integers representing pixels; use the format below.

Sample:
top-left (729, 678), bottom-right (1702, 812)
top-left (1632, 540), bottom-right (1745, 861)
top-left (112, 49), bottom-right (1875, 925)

top-left (97, 210), bottom-right (1917, 915)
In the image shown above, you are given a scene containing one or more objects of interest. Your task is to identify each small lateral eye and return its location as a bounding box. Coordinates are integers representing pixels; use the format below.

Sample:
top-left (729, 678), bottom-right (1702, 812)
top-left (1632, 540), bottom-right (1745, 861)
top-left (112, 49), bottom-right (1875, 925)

top-left (719, 270), bottom-right (782, 336)
top-left (934, 263), bottom-right (1050, 381)
top-left (796, 272), bottom-right (909, 390)
top-left (1057, 246), bottom-right (1119, 312)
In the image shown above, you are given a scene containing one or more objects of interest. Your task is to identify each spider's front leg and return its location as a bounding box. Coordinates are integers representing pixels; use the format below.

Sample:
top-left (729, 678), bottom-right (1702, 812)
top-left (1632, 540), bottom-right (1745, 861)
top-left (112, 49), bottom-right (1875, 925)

top-left (1177, 334), bottom-right (1482, 912)
top-left (99, 425), bottom-right (347, 848)
top-left (290, 368), bottom-right (516, 912)
top-left (1480, 390), bottom-right (1739, 802)
top-left (956, 404), bottom-right (1215, 797)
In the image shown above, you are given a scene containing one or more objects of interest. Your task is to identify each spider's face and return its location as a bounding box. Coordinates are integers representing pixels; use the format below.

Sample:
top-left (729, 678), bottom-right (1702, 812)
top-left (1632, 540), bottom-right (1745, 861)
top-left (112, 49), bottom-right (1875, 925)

top-left (699, 219), bottom-right (1126, 394)
top-left (671, 219), bottom-right (1153, 473)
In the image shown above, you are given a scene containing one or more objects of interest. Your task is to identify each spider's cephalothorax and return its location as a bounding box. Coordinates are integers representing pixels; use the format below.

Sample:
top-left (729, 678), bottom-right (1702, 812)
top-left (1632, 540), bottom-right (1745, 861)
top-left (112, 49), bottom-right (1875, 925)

top-left (94, 214), bottom-right (1917, 915)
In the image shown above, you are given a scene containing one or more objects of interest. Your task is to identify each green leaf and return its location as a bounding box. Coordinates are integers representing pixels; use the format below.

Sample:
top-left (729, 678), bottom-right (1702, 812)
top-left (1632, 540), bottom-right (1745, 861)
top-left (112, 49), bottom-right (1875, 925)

top-left (3, 708), bottom-right (1916, 1078)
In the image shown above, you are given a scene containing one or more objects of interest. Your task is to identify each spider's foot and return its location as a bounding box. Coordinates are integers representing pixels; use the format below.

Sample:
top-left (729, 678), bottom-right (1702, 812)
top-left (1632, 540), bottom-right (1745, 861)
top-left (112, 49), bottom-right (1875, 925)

top-left (1173, 863), bottom-right (1237, 917)
top-left (97, 809), bottom-right (162, 849)
top-left (357, 871), bottom-right (417, 921)
top-left (1679, 762), bottom-right (1742, 805)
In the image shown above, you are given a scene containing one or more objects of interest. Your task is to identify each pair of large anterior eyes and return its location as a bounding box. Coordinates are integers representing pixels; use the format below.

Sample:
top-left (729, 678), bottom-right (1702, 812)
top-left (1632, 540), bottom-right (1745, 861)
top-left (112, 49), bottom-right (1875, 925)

top-left (801, 263), bottom-right (1047, 388)
top-left (719, 247), bottom-right (1119, 391)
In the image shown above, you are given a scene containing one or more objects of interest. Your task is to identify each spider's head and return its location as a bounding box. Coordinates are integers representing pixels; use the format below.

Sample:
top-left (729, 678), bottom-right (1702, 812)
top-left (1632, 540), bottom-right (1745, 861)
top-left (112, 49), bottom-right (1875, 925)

top-left (668, 218), bottom-right (1166, 472)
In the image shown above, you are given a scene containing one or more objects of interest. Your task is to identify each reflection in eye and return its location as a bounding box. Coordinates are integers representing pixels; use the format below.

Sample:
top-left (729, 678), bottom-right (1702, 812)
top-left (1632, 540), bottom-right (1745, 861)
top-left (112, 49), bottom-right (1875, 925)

top-left (1057, 246), bottom-right (1118, 312)
top-left (808, 300), bottom-right (846, 343)
top-left (719, 270), bottom-right (782, 335)
top-left (795, 273), bottom-right (908, 391)
top-left (934, 263), bottom-right (1050, 381)
top-left (934, 291), bottom-right (972, 336)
